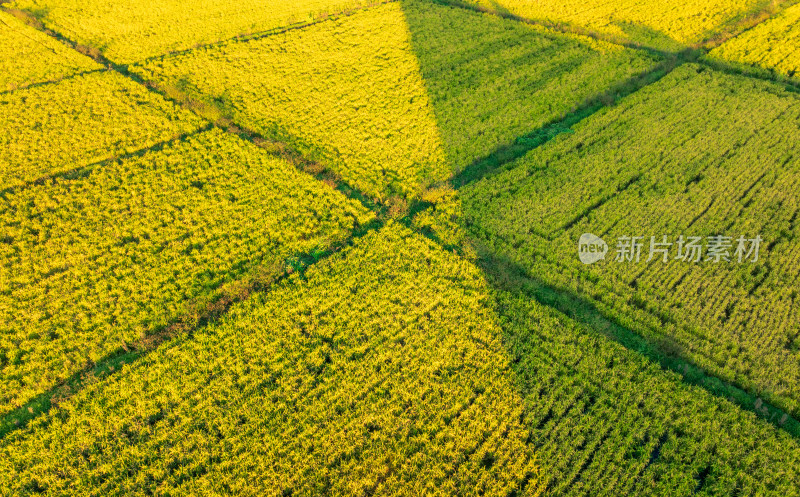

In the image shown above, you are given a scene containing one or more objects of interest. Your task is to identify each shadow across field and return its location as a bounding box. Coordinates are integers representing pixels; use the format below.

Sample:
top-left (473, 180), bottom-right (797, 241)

top-left (397, 0), bottom-right (800, 440)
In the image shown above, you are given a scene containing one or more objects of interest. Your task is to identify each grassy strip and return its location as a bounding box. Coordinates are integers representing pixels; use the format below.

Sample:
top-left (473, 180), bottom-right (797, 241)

top-left (2, 7), bottom-right (110, 62)
top-left (403, 210), bottom-right (800, 440)
top-left (698, 54), bottom-right (800, 93)
top-left (2, 1), bottom-right (399, 67)
top-left (434, 0), bottom-right (800, 56)
top-left (3, 5), bottom-right (422, 218)
top-left (0, 67), bottom-right (102, 96)
top-left (135, 0), bottom-right (399, 66)
top-left (0, 123), bottom-right (213, 199)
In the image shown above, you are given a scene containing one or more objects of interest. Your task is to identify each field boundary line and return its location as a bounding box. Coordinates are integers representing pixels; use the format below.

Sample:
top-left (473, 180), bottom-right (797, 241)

top-left (0, 124), bottom-right (213, 199)
top-left (697, 55), bottom-right (800, 94)
top-left (429, 0), bottom-right (674, 59)
top-left (134, 0), bottom-right (399, 66)
top-left (1, 1), bottom-right (399, 68)
top-left (0, 212), bottom-right (405, 440)
top-left (432, 0), bottom-right (800, 65)
top-left (698, 0), bottom-right (800, 51)
top-left (448, 54), bottom-right (688, 190)
top-left (0, 3), bottom-right (425, 441)
top-left (0, 67), bottom-right (104, 96)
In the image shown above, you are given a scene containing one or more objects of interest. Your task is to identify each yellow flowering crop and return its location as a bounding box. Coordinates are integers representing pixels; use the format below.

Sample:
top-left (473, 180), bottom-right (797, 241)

top-left (0, 224), bottom-right (540, 495)
top-left (7, 0), bottom-right (383, 64)
top-left (0, 71), bottom-right (204, 189)
top-left (0, 128), bottom-right (373, 417)
top-left (133, 1), bottom-right (657, 200)
top-left (0, 10), bottom-right (100, 91)
top-left (710, 2), bottom-right (800, 80)
top-left (452, 0), bottom-right (766, 50)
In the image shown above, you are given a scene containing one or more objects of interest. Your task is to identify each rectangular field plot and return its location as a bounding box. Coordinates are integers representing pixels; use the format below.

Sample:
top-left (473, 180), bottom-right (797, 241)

top-left (0, 71), bottom-right (204, 189)
top-left (0, 128), bottom-right (373, 417)
top-left (496, 290), bottom-right (800, 496)
top-left (133, 0), bottom-right (658, 200)
top-left (453, 64), bottom-right (800, 416)
top-left (710, 2), bottom-right (800, 81)
top-left (6, 0), bottom-right (382, 64)
top-left (0, 224), bottom-right (539, 496)
top-left (0, 10), bottom-right (100, 92)
top-left (451, 0), bottom-right (766, 51)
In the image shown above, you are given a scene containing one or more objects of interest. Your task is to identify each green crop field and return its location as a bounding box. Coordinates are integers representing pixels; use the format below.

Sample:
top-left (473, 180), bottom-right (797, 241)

top-left (2, 0), bottom-right (800, 494)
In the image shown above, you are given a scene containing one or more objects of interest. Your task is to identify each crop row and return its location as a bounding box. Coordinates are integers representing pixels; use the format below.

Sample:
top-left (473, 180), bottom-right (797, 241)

top-left (445, 0), bottom-right (767, 51)
top-left (6, 0), bottom-right (384, 64)
top-left (0, 10), bottom-right (99, 92)
top-left (132, 0), bottom-right (658, 200)
top-left (710, 2), bottom-right (800, 81)
top-left (443, 63), bottom-right (800, 415)
top-left (0, 128), bottom-right (373, 417)
top-left (0, 224), bottom-right (539, 496)
top-left (0, 70), bottom-right (204, 189)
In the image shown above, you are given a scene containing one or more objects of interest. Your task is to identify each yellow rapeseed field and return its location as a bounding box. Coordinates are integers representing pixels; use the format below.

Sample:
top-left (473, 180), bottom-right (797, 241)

top-left (0, 10), bottom-right (99, 91)
top-left (2, 0), bottom-right (800, 493)
top-left (7, 0), bottom-right (383, 63)
top-left (0, 71), bottom-right (204, 188)
top-left (453, 0), bottom-right (767, 50)
top-left (0, 224), bottom-right (541, 495)
top-left (0, 128), bottom-right (372, 417)
top-left (711, 2), bottom-right (800, 79)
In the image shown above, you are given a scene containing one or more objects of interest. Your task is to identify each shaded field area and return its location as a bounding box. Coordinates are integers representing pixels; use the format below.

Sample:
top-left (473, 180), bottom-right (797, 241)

top-left (423, 63), bottom-right (800, 416)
